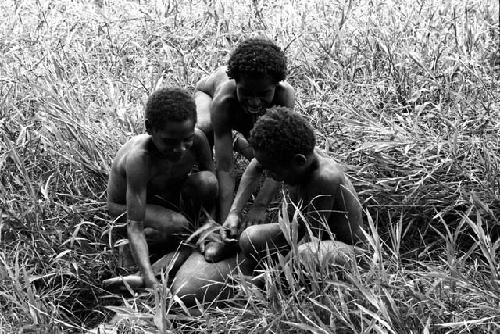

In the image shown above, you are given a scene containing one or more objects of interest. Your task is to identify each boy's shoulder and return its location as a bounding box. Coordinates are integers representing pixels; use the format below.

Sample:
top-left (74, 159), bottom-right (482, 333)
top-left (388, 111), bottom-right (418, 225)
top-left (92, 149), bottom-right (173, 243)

top-left (125, 134), bottom-right (150, 152)
top-left (212, 79), bottom-right (237, 104)
top-left (192, 127), bottom-right (209, 146)
top-left (197, 66), bottom-right (233, 98)
top-left (117, 134), bottom-right (151, 163)
top-left (309, 154), bottom-right (346, 192)
top-left (274, 80), bottom-right (295, 106)
top-left (276, 80), bottom-right (294, 93)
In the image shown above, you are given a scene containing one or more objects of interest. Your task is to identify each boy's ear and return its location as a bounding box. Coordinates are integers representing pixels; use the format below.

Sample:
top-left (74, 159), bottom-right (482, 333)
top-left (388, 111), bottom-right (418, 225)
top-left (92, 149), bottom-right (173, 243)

top-left (293, 154), bottom-right (307, 166)
top-left (145, 119), bottom-right (152, 134)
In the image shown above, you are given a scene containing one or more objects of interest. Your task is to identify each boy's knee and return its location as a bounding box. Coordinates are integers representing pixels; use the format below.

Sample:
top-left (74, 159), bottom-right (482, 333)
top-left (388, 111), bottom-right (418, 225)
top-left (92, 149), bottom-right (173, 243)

top-left (185, 171), bottom-right (218, 199)
top-left (239, 225), bottom-right (263, 256)
top-left (196, 121), bottom-right (212, 137)
top-left (148, 210), bottom-right (190, 242)
top-left (167, 213), bottom-right (191, 234)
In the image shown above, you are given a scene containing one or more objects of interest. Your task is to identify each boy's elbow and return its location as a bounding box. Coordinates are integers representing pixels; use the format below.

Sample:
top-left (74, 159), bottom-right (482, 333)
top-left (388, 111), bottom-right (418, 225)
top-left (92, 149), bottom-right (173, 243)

top-left (107, 200), bottom-right (126, 218)
top-left (127, 219), bottom-right (144, 235)
top-left (195, 77), bottom-right (207, 92)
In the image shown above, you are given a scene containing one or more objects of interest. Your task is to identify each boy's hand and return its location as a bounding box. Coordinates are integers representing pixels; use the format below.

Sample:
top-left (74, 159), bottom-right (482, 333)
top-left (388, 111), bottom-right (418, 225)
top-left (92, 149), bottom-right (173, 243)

top-left (245, 204), bottom-right (267, 226)
top-left (185, 220), bottom-right (219, 253)
top-left (221, 214), bottom-right (239, 242)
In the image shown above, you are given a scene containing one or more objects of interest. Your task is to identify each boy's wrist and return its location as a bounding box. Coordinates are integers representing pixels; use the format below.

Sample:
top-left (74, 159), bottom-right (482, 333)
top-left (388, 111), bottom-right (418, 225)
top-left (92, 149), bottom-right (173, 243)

top-left (227, 209), bottom-right (239, 218)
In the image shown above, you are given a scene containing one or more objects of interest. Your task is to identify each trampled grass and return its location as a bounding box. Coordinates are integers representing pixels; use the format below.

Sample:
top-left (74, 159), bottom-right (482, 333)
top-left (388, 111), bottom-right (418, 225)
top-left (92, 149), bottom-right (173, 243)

top-left (0, 0), bottom-right (499, 332)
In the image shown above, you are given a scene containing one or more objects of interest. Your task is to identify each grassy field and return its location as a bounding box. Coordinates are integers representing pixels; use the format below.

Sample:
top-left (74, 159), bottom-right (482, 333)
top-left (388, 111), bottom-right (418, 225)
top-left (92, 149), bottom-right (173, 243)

top-left (1, 0), bottom-right (499, 332)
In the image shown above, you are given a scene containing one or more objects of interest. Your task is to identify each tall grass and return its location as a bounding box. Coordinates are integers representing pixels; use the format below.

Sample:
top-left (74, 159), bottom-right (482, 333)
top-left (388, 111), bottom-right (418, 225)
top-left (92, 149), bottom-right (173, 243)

top-left (0, 0), bottom-right (498, 332)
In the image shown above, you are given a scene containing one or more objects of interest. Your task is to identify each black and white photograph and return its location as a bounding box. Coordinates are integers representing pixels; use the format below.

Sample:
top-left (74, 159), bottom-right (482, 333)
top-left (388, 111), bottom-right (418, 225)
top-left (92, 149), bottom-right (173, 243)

top-left (0, 0), bottom-right (499, 332)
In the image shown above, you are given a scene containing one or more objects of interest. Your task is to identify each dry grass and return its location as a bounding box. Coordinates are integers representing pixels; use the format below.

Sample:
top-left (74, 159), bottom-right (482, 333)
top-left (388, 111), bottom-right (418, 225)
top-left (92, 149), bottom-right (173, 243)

top-left (0, 0), bottom-right (499, 332)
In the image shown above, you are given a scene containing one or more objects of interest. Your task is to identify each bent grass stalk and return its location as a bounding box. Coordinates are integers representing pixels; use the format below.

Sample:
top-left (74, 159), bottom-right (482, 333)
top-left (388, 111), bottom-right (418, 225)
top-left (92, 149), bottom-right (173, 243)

top-left (0, 0), bottom-right (498, 332)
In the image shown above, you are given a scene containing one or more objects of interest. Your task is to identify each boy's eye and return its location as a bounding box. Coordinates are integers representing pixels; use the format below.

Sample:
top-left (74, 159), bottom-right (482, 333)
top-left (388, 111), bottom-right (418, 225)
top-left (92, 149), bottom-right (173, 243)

top-left (163, 139), bottom-right (179, 146)
top-left (184, 136), bottom-right (194, 142)
top-left (240, 89), bottom-right (272, 97)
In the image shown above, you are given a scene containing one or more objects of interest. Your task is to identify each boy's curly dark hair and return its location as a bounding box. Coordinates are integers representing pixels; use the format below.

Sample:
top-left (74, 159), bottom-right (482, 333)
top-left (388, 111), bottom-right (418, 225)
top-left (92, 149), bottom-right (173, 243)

top-left (145, 88), bottom-right (197, 130)
top-left (227, 38), bottom-right (287, 83)
top-left (249, 106), bottom-right (315, 164)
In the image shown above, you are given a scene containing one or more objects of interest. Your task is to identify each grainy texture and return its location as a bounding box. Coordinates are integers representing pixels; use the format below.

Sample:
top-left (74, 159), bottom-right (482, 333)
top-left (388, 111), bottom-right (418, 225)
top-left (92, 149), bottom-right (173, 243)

top-left (0, 0), bottom-right (498, 332)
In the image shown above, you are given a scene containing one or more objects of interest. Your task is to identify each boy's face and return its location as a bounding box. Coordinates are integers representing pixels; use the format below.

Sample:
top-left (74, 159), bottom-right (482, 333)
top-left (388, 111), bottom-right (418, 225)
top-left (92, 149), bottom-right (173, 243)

top-left (150, 119), bottom-right (195, 161)
top-left (236, 74), bottom-right (277, 115)
top-left (254, 150), bottom-right (298, 184)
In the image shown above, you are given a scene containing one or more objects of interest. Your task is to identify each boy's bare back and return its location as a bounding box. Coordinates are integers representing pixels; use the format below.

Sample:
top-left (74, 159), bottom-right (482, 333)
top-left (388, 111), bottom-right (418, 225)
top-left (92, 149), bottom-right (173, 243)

top-left (285, 154), bottom-right (364, 245)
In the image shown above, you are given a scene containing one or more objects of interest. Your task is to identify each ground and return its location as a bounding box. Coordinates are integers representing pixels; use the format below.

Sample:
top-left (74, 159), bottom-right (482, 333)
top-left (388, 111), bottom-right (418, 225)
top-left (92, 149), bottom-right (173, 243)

top-left (0, 0), bottom-right (499, 333)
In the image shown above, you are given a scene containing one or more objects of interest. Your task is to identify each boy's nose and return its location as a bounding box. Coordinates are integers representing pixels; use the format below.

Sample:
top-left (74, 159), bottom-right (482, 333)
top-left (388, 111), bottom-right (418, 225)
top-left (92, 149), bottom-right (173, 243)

top-left (248, 96), bottom-right (261, 107)
top-left (173, 142), bottom-right (186, 153)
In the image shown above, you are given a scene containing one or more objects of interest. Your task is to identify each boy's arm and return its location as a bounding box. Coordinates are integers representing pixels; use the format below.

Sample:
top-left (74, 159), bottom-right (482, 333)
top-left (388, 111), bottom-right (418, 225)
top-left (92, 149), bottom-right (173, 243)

top-left (337, 181), bottom-right (365, 244)
top-left (212, 95), bottom-right (235, 223)
top-left (277, 81), bottom-right (295, 108)
top-left (221, 159), bottom-right (264, 240)
top-left (247, 82), bottom-right (294, 221)
top-left (194, 128), bottom-right (215, 172)
top-left (125, 154), bottom-right (157, 288)
top-left (305, 175), bottom-right (364, 245)
top-left (191, 128), bottom-right (218, 230)
top-left (247, 177), bottom-right (280, 225)
top-left (195, 67), bottom-right (229, 96)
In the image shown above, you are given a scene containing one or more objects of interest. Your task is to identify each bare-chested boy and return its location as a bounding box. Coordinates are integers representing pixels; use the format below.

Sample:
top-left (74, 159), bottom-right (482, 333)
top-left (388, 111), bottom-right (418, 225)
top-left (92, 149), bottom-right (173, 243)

top-left (195, 38), bottom-right (295, 230)
top-left (223, 107), bottom-right (366, 275)
top-left (107, 88), bottom-right (218, 288)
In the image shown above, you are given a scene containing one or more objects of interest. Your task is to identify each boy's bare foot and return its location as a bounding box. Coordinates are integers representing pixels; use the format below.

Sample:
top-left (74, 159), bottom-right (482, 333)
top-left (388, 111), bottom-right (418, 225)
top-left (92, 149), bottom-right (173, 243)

top-left (102, 275), bottom-right (144, 291)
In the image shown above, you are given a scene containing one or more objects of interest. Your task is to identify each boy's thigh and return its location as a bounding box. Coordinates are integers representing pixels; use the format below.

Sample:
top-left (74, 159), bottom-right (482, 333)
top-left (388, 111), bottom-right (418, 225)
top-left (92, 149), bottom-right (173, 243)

top-left (143, 204), bottom-right (192, 255)
top-left (108, 202), bottom-right (188, 238)
top-left (239, 223), bottom-right (289, 255)
top-left (195, 91), bottom-right (213, 134)
top-left (181, 171), bottom-right (218, 201)
top-left (108, 201), bottom-right (190, 264)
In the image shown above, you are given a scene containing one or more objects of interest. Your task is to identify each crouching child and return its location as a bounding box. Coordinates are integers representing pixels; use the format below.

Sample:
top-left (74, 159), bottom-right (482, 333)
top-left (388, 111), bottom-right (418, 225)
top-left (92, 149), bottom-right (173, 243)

top-left (221, 106), bottom-right (366, 276)
top-left (106, 88), bottom-right (218, 288)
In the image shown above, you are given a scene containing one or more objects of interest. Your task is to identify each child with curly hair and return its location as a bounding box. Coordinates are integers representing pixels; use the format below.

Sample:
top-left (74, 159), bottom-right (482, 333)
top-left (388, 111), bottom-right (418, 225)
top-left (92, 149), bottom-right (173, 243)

top-left (223, 106), bottom-right (366, 275)
top-left (195, 38), bottom-right (295, 235)
top-left (106, 88), bottom-right (218, 288)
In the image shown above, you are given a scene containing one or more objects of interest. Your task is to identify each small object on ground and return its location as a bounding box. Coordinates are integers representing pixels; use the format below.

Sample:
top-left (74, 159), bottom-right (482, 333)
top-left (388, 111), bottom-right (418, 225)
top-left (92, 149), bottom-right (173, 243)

top-left (171, 252), bottom-right (239, 308)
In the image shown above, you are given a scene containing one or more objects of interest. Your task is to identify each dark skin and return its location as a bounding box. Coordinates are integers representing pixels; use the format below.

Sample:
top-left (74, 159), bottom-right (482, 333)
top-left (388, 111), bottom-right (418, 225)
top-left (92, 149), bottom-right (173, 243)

top-left (107, 118), bottom-right (217, 288)
top-left (226, 150), bottom-right (365, 275)
top-left (195, 67), bottom-right (295, 231)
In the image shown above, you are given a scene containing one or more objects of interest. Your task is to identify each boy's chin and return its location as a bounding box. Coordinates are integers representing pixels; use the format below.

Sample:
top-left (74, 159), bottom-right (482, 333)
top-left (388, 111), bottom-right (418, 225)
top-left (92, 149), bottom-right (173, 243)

top-left (158, 152), bottom-right (183, 161)
top-left (168, 153), bottom-right (183, 161)
top-left (283, 176), bottom-right (299, 185)
top-left (270, 175), bottom-right (285, 183)
top-left (244, 105), bottom-right (266, 115)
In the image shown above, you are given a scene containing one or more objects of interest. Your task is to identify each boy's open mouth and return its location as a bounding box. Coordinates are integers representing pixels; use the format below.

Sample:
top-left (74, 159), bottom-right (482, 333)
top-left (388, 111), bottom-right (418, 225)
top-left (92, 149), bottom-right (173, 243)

top-left (246, 106), bottom-right (265, 115)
